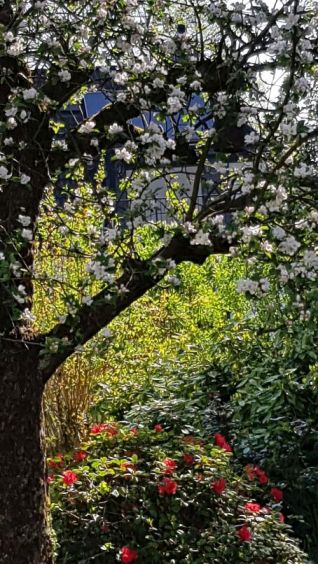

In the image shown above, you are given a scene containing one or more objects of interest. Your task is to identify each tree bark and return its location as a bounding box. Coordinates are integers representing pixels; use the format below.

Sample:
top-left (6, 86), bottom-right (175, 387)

top-left (0, 341), bottom-right (52, 564)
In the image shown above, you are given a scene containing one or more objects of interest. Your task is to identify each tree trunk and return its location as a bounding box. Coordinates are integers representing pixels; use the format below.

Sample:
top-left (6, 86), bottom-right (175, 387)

top-left (0, 341), bottom-right (52, 563)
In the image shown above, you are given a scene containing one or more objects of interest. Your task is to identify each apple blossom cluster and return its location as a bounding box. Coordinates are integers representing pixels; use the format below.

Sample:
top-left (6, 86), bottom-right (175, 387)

top-left (237, 278), bottom-right (270, 297)
top-left (0, 0), bottom-right (318, 341)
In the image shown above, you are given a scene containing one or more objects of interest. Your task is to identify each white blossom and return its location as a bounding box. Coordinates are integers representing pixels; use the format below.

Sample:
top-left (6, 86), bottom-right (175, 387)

top-left (190, 80), bottom-right (201, 90)
top-left (115, 145), bottom-right (135, 163)
top-left (167, 96), bottom-right (183, 114)
top-left (260, 278), bottom-right (270, 292)
top-left (20, 174), bottom-right (31, 185)
top-left (278, 236), bottom-right (301, 256)
top-left (7, 117), bottom-right (17, 129)
top-left (167, 275), bottom-right (181, 287)
top-left (18, 215), bottom-right (31, 227)
top-left (7, 40), bottom-right (24, 56)
top-left (109, 123), bottom-right (124, 135)
top-left (20, 110), bottom-right (29, 122)
top-left (261, 241), bottom-right (273, 253)
top-left (4, 32), bottom-right (15, 42)
top-left (280, 121), bottom-right (297, 137)
top-left (21, 229), bottom-right (33, 241)
top-left (190, 230), bottom-right (211, 246)
top-left (58, 70), bottom-right (72, 82)
top-left (236, 278), bottom-right (259, 295)
top-left (241, 225), bottom-right (262, 242)
top-left (0, 166), bottom-right (11, 180)
top-left (102, 328), bottom-right (112, 338)
top-left (303, 250), bottom-right (318, 271)
top-left (22, 88), bottom-right (37, 101)
top-left (294, 163), bottom-right (312, 178)
top-left (272, 226), bottom-right (286, 240)
top-left (244, 131), bottom-right (259, 145)
top-left (79, 120), bottom-right (96, 134)
top-left (153, 78), bottom-right (164, 88)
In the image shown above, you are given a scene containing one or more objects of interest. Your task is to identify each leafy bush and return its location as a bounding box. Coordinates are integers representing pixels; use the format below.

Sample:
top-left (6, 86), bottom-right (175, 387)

top-left (49, 424), bottom-right (308, 563)
top-left (215, 308), bottom-right (318, 558)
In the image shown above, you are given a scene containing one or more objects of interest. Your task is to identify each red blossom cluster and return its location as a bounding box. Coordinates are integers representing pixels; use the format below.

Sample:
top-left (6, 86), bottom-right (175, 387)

top-left (158, 477), bottom-right (178, 495)
top-left (245, 464), bottom-right (268, 485)
top-left (238, 525), bottom-right (252, 542)
top-left (154, 424), bottom-right (163, 432)
top-left (90, 423), bottom-right (118, 436)
top-left (120, 546), bottom-right (138, 563)
top-left (214, 433), bottom-right (232, 452)
top-left (271, 487), bottom-right (283, 502)
top-left (211, 478), bottom-right (226, 495)
top-left (244, 502), bottom-right (261, 513)
top-left (182, 453), bottom-right (195, 465)
top-left (73, 450), bottom-right (87, 462)
top-left (48, 452), bottom-right (64, 469)
top-left (163, 458), bottom-right (177, 474)
top-left (62, 470), bottom-right (78, 486)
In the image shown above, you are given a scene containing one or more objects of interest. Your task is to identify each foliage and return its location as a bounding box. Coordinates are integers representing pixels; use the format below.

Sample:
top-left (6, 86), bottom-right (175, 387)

top-left (196, 287), bottom-right (318, 558)
top-left (90, 256), bottom-right (248, 420)
top-left (49, 424), bottom-right (308, 563)
top-left (35, 245), bottom-right (247, 448)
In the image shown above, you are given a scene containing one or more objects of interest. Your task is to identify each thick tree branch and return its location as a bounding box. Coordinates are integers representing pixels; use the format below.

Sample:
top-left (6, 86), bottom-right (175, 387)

top-left (0, 0), bottom-right (13, 26)
top-left (38, 232), bottom-right (229, 382)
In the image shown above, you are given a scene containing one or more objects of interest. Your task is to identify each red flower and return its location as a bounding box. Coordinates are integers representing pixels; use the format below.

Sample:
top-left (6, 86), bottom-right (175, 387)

top-left (244, 502), bottom-right (261, 513)
top-left (238, 526), bottom-right (252, 542)
top-left (278, 512), bottom-right (285, 523)
top-left (62, 470), bottom-right (78, 486)
top-left (256, 468), bottom-right (268, 485)
top-left (120, 546), bottom-right (138, 563)
top-left (158, 477), bottom-right (178, 495)
top-left (154, 424), bottom-right (163, 432)
top-left (73, 450), bottom-right (87, 462)
top-left (90, 423), bottom-right (118, 436)
top-left (47, 475), bottom-right (54, 484)
top-left (130, 427), bottom-right (138, 435)
top-left (48, 452), bottom-right (64, 469)
top-left (90, 423), bottom-right (106, 434)
top-left (183, 453), bottom-right (195, 465)
top-left (48, 459), bottom-right (58, 469)
top-left (271, 487), bottom-right (283, 502)
top-left (211, 478), bottom-right (226, 495)
top-left (245, 465), bottom-right (268, 485)
top-left (214, 433), bottom-right (232, 452)
top-left (163, 458), bottom-right (177, 474)
top-left (254, 466), bottom-right (268, 484)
